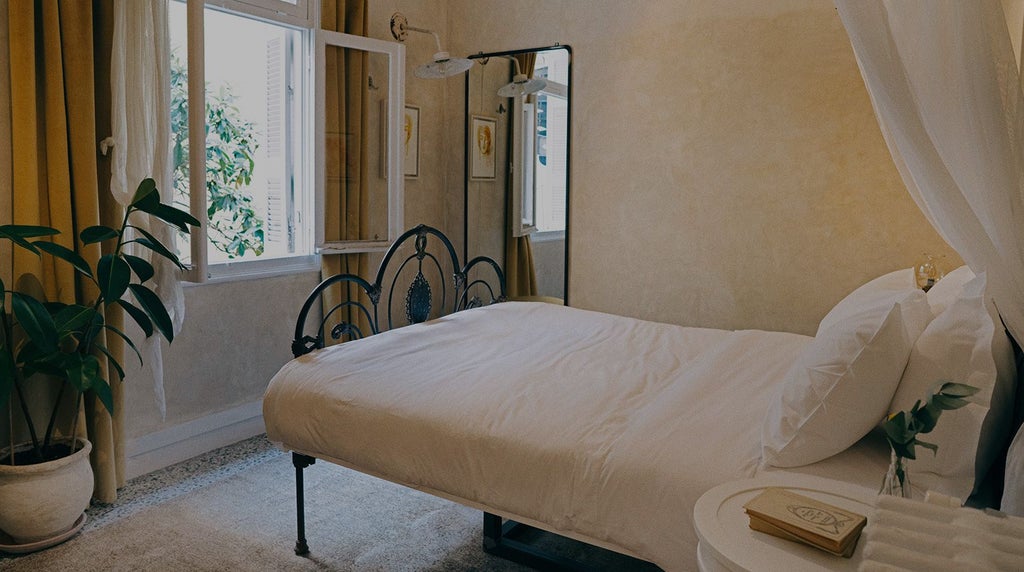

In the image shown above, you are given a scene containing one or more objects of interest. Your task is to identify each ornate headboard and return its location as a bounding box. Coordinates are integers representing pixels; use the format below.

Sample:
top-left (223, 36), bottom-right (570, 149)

top-left (292, 224), bottom-right (506, 358)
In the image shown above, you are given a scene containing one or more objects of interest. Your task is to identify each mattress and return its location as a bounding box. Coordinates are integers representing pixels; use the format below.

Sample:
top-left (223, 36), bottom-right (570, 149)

top-left (263, 302), bottom-right (880, 570)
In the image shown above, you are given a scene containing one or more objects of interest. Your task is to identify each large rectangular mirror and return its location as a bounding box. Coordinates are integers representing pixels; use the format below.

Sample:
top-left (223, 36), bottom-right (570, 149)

top-left (464, 45), bottom-right (571, 303)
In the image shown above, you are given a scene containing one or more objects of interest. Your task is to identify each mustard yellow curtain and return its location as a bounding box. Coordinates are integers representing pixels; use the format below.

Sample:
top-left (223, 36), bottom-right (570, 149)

top-left (7, 0), bottom-right (124, 502)
top-left (320, 0), bottom-right (371, 338)
top-left (505, 54), bottom-right (539, 299)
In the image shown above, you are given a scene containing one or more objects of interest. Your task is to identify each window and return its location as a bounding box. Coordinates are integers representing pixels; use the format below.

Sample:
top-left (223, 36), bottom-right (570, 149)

top-left (532, 51), bottom-right (568, 234)
top-left (169, 0), bottom-right (315, 281)
top-left (511, 49), bottom-right (569, 238)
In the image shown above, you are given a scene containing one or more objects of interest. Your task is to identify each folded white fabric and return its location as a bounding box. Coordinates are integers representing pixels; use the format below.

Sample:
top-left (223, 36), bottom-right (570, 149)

top-left (859, 496), bottom-right (1024, 571)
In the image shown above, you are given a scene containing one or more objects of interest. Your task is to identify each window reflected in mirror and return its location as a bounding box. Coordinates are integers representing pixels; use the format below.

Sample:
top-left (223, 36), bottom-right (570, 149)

top-left (465, 46), bottom-right (571, 304)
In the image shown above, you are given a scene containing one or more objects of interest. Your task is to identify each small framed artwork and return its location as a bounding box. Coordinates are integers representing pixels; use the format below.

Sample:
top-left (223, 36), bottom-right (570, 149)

top-left (403, 105), bottom-right (420, 178)
top-left (470, 115), bottom-right (497, 180)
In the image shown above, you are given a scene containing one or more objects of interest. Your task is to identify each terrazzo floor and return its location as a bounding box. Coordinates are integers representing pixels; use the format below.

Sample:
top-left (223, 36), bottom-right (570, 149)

top-left (83, 434), bottom-right (285, 533)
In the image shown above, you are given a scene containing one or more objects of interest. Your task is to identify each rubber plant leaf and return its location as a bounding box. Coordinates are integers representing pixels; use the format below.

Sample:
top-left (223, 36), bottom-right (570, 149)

top-left (102, 323), bottom-right (144, 366)
top-left (150, 203), bottom-right (200, 232)
top-left (128, 283), bottom-right (173, 343)
top-left (131, 226), bottom-right (185, 270)
top-left (31, 240), bottom-right (93, 278)
top-left (80, 225), bottom-right (119, 245)
top-left (123, 254), bottom-right (155, 283)
top-left (93, 342), bottom-right (126, 381)
top-left (11, 293), bottom-right (59, 354)
top-left (116, 299), bottom-right (154, 338)
top-left (97, 254), bottom-right (132, 302)
top-left (51, 304), bottom-right (95, 335)
top-left (0, 224), bottom-right (58, 253)
top-left (130, 178), bottom-right (160, 212)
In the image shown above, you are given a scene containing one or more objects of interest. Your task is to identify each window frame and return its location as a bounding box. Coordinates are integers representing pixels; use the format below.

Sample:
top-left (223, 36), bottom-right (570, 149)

top-left (180, 0), bottom-right (317, 283)
top-left (314, 31), bottom-right (406, 255)
top-left (512, 78), bottom-right (569, 239)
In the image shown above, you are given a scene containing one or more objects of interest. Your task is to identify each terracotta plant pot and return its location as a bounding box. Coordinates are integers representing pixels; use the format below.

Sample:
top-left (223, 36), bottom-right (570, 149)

top-left (0, 438), bottom-right (93, 544)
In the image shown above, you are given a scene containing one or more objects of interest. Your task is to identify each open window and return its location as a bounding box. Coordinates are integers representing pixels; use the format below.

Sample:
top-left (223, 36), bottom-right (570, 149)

top-left (314, 31), bottom-right (405, 254)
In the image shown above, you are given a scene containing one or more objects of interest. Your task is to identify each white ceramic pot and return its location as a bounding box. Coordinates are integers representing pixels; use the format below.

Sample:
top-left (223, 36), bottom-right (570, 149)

top-left (0, 439), bottom-right (93, 544)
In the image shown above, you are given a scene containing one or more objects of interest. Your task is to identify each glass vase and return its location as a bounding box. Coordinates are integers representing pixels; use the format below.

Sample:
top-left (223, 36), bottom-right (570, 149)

top-left (879, 449), bottom-right (912, 498)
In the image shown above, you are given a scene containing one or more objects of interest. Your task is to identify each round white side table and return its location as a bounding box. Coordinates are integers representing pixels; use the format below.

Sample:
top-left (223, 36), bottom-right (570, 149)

top-left (693, 473), bottom-right (877, 572)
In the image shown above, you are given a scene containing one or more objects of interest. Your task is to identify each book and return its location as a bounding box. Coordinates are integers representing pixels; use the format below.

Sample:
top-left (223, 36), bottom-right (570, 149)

top-left (743, 487), bottom-right (867, 557)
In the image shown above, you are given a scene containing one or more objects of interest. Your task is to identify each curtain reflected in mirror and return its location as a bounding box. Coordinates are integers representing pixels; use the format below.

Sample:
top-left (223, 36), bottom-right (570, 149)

top-left (323, 46), bottom-right (393, 244)
top-left (464, 46), bottom-right (571, 304)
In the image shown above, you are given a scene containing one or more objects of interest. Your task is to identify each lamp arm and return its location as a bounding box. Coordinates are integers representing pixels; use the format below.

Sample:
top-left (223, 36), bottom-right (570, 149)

top-left (406, 25), bottom-right (444, 54)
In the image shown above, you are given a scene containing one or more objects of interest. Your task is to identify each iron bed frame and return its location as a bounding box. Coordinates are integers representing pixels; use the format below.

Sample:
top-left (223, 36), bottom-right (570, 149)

top-left (286, 224), bottom-right (613, 571)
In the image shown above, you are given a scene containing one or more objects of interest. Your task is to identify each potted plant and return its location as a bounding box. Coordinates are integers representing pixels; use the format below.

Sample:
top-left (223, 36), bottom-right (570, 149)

top-left (0, 179), bottom-right (196, 547)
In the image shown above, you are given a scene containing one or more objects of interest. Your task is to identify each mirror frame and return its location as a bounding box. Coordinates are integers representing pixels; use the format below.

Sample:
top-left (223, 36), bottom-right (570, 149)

top-left (316, 30), bottom-right (406, 254)
top-left (463, 44), bottom-right (572, 304)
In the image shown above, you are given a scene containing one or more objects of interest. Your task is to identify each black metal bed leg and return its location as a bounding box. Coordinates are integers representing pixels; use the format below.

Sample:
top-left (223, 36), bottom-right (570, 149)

top-left (292, 453), bottom-right (316, 556)
top-left (483, 512), bottom-right (596, 572)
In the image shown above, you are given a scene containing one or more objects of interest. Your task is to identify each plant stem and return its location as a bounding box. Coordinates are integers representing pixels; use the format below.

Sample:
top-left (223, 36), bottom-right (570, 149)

top-left (42, 381), bottom-right (67, 450)
top-left (69, 391), bottom-right (82, 454)
top-left (7, 399), bottom-right (13, 466)
top-left (13, 378), bottom-right (42, 463)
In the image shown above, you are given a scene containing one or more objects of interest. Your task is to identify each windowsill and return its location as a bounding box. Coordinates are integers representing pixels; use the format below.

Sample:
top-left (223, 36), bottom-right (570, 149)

top-left (182, 254), bottom-right (320, 286)
top-left (530, 230), bottom-right (566, 244)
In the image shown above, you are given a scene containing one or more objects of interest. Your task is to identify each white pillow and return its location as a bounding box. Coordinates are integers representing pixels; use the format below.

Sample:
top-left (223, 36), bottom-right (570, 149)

top-left (816, 268), bottom-right (916, 335)
top-left (1002, 423), bottom-right (1024, 516)
top-left (891, 272), bottom-right (1016, 500)
top-left (763, 287), bottom-right (932, 468)
top-left (925, 265), bottom-right (974, 317)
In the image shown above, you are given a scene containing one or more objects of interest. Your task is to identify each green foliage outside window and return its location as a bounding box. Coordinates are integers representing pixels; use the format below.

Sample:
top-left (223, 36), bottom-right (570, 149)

top-left (170, 52), bottom-right (264, 259)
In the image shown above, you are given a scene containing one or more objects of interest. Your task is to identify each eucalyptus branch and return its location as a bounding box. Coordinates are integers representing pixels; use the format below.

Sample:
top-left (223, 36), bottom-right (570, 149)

top-left (882, 381), bottom-right (979, 460)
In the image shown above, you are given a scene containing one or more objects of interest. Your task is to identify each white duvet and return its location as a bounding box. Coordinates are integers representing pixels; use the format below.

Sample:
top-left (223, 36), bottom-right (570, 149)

top-left (263, 302), bottom-right (825, 570)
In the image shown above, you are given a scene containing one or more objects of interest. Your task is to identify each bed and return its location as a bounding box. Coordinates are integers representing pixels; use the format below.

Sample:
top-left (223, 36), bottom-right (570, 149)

top-left (263, 225), bottom-right (1021, 571)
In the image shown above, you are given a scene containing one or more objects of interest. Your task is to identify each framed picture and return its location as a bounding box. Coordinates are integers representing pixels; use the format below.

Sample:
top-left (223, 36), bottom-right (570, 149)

top-left (403, 105), bottom-right (420, 178)
top-left (470, 115), bottom-right (497, 180)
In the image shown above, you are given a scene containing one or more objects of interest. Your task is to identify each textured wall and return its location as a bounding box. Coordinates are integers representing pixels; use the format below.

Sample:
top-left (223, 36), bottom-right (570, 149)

top-left (448, 0), bottom-right (959, 335)
top-left (126, 272), bottom-right (319, 436)
top-left (371, 0), bottom-right (459, 237)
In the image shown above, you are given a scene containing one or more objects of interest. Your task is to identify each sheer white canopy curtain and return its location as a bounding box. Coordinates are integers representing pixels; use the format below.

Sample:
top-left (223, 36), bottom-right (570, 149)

top-left (832, 0), bottom-right (1024, 513)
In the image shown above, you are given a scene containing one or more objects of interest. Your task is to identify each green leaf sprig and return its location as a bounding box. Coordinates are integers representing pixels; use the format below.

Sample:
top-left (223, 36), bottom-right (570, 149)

top-left (882, 381), bottom-right (980, 460)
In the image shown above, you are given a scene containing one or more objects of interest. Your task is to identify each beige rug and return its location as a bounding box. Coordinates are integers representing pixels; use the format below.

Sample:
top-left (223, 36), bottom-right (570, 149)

top-left (0, 437), bottom-right (657, 571)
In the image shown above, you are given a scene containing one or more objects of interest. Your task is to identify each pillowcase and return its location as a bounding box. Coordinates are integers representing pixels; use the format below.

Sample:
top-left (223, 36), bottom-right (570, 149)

top-left (816, 268), bottom-right (916, 336)
top-left (925, 265), bottom-right (975, 317)
top-left (763, 287), bottom-right (932, 468)
top-left (1001, 423), bottom-right (1024, 516)
top-left (890, 272), bottom-right (1016, 500)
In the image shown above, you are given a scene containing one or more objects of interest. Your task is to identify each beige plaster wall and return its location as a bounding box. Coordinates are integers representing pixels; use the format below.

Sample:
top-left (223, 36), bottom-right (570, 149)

top-left (126, 272), bottom-right (320, 437)
top-left (448, 0), bottom-right (959, 335)
top-left (370, 0), bottom-right (459, 237)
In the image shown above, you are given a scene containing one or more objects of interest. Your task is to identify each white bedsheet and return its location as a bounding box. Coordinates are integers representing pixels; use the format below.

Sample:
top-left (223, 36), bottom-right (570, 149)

top-left (263, 302), bottom-right (867, 570)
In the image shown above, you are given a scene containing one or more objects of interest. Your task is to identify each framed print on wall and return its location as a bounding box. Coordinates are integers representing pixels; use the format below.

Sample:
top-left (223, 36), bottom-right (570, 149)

top-left (403, 105), bottom-right (420, 178)
top-left (470, 115), bottom-right (497, 180)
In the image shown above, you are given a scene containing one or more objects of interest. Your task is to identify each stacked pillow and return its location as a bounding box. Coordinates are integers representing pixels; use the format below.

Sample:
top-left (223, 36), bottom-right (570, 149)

top-left (762, 266), bottom-right (1016, 501)
top-left (762, 269), bottom-right (931, 467)
top-left (892, 269), bottom-right (1015, 500)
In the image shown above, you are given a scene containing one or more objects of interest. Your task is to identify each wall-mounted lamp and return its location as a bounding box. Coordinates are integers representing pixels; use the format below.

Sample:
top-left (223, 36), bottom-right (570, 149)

top-left (390, 13), bottom-right (473, 79)
top-left (497, 56), bottom-right (547, 98)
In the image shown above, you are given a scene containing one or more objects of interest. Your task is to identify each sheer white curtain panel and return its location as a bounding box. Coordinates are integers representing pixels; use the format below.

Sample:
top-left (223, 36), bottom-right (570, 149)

top-left (833, 0), bottom-right (1024, 514)
top-left (110, 0), bottom-right (178, 417)
top-left (833, 1), bottom-right (1024, 349)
